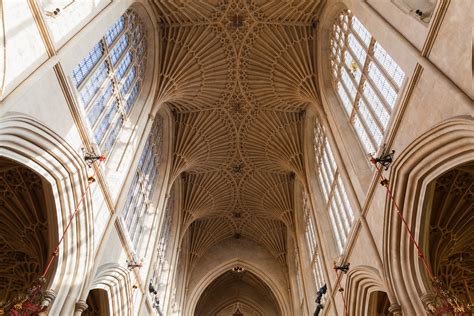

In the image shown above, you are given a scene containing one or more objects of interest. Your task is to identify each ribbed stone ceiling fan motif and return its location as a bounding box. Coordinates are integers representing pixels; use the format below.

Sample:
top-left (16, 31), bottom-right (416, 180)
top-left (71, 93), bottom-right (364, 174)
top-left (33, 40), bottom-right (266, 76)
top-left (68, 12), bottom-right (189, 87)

top-left (152, 0), bottom-right (324, 267)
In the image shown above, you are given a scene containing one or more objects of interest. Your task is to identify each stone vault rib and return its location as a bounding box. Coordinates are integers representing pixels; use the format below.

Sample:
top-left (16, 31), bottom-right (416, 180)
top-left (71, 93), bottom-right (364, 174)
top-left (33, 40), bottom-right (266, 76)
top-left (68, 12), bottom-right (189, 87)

top-left (188, 217), bottom-right (235, 267)
top-left (181, 171), bottom-right (237, 230)
top-left (158, 25), bottom-right (234, 111)
top-left (240, 110), bottom-right (304, 176)
top-left (171, 111), bottom-right (235, 178)
top-left (240, 172), bottom-right (294, 228)
top-left (242, 24), bottom-right (318, 111)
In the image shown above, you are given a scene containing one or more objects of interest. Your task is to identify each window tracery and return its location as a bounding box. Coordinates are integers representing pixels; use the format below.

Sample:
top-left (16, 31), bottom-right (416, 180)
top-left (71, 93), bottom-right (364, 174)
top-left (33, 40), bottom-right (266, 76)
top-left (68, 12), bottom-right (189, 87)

top-left (122, 116), bottom-right (162, 250)
top-left (71, 10), bottom-right (146, 154)
top-left (329, 11), bottom-right (405, 154)
top-left (313, 116), bottom-right (354, 253)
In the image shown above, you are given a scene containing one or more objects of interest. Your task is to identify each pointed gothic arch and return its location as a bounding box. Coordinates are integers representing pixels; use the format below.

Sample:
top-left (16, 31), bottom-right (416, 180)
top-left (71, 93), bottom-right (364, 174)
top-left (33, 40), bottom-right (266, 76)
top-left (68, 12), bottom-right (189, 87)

top-left (186, 258), bottom-right (290, 316)
top-left (344, 266), bottom-right (390, 315)
top-left (0, 156), bottom-right (55, 310)
top-left (87, 264), bottom-right (133, 316)
top-left (383, 116), bottom-right (474, 314)
top-left (0, 114), bottom-right (93, 314)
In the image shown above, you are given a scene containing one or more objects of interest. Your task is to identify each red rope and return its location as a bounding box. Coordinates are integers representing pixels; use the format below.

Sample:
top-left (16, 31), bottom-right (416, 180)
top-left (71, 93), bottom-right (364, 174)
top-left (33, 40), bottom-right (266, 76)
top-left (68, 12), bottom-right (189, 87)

top-left (333, 265), bottom-right (349, 316)
top-left (2, 157), bottom-right (105, 314)
top-left (369, 157), bottom-right (456, 314)
top-left (370, 158), bottom-right (435, 280)
top-left (339, 287), bottom-right (349, 316)
top-left (41, 156), bottom-right (105, 278)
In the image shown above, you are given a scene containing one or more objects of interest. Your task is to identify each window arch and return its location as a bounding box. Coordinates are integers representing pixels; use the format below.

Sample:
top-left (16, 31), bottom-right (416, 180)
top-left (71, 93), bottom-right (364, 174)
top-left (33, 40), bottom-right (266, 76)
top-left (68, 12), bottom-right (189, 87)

top-left (302, 190), bottom-right (326, 290)
top-left (71, 9), bottom-right (146, 154)
top-left (122, 116), bottom-right (163, 250)
top-left (313, 115), bottom-right (354, 253)
top-left (329, 10), bottom-right (405, 154)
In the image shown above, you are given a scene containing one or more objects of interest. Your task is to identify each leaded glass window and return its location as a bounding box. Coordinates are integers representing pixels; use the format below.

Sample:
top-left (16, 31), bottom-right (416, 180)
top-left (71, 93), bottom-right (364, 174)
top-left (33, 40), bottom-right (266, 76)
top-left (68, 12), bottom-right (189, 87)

top-left (313, 116), bottom-right (354, 253)
top-left (150, 189), bottom-right (174, 303)
top-left (122, 117), bottom-right (163, 249)
top-left (303, 190), bottom-right (326, 290)
top-left (329, 11), bottom-right (405, 154)
top-left (71, 10), bottom-right (146, 154)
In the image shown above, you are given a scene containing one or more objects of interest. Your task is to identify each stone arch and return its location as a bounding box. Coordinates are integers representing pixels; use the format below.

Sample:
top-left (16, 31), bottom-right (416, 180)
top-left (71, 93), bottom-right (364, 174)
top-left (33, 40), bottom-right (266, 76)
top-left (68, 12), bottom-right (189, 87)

top-left (345, 266), bottom-right (390, 315)
top-left (0, 114), bottom-right (93, 315)
top-left (314, 0), bottom-right (352, 124)
top-left (0, 156), bottom-right (55, 310)
top-left (382, 116), bottom-right (474, 314)
top-left (88, 264), bottom-right (133, 316)
top-left (127, 1), bottom-right (161, 117)
top-left (186, 258), bottom-right (290, 316)
top-left (419, 160), bottom-right (473, 310)
top-left (83, 289), bottom-right (110, 316)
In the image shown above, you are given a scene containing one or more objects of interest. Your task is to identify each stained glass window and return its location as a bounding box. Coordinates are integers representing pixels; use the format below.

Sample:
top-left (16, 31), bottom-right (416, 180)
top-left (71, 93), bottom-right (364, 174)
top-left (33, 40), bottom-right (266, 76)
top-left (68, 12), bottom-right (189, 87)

top-left (313, 116), bottom-right (354, 253)
top-left (122, 117), bottom-right (163, 249)
top-left (329, 11), bottom-right (405, 154)
top-left (71, 10), bottom-right (146, 154)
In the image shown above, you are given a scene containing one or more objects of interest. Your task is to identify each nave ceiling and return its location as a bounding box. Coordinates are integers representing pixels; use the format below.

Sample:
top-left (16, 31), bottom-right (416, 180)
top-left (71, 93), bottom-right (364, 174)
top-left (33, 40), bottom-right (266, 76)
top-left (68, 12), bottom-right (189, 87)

top-left (151, 0), bottom-right (325, 267)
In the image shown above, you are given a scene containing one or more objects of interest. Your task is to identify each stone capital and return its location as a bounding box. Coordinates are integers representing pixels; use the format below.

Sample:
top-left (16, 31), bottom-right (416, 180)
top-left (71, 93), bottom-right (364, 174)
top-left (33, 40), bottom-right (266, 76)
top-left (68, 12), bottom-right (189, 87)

top-left (74, 300), bottom-right (89, 314)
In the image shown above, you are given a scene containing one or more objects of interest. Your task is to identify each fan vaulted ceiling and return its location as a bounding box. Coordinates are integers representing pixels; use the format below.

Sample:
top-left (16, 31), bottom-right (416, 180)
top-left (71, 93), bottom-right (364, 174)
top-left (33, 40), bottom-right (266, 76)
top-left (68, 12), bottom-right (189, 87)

top-left (152, 0), bottom-right (324, 267)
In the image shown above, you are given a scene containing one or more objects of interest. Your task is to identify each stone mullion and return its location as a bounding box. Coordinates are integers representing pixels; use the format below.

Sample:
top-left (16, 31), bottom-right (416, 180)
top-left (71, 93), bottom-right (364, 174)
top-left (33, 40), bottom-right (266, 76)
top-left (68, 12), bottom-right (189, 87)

top-left (340, 25), bottom-right (359, 126)
top-left (366, 45), bottom-right (402, 91)
top-left (98, 30), bottom-right (132, 151)
top-left (126, 171), bottom-right (145, 228)
top-left (346, 47), bottom-right (390, 138)
top-left (350, 38), bottom-right (379, 149)
top-left (75, 46), bottom-right (108, 92)
top-left (105, 41), bottom-right (126, 120)
top-left (362, 69), bottom-right (394, 115)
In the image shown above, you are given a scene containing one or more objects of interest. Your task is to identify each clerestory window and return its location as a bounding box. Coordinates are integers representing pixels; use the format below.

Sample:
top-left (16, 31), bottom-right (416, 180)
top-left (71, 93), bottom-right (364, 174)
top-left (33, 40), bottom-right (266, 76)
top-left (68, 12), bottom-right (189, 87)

top-left (294, 243), bottom-right (305, 309)
top-left (71, 9), bottom-right (146, 154)
top-left (150, 189), bottom-right (174, 303)
top-left (329, 11), bottom-right (405, 154)
top-left (313, 116), bottom-right (354, 253)
top-left (303, 190), bottom-right (326, 290)
top-left (122, 116), bottom-right (162, 250)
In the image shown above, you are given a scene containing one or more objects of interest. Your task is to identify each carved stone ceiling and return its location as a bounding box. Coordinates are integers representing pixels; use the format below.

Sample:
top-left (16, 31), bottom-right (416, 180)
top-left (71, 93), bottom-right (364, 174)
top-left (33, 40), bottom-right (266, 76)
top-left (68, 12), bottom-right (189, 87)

top-left (152, 0), bottom-right (324, 266)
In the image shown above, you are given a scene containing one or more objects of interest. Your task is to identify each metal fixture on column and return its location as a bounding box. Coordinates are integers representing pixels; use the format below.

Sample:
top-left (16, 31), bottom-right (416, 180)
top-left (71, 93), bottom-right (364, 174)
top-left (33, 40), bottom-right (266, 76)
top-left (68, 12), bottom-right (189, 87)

top-left (314, 284), bottom-right (327, 316)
